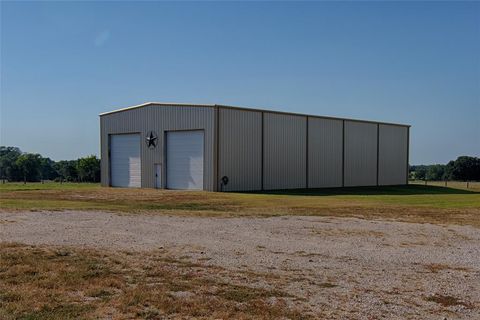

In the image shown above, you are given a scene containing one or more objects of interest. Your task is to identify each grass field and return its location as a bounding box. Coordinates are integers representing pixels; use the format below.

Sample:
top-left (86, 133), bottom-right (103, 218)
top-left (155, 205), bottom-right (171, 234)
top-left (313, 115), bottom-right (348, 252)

top-left (0, 243), bottom-right (305, 320)
top-left (1, 181), bottom-right (479, 227)
top-left (2, 182), bottom-right (479, 319)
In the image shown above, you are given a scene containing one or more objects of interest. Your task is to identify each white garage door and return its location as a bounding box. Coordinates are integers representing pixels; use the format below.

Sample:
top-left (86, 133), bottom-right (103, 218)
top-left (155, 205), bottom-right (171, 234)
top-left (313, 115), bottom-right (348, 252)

top-left (110, 134), bottom-right (141, 188)
top-left (166, 130), bottom-right (204, 190)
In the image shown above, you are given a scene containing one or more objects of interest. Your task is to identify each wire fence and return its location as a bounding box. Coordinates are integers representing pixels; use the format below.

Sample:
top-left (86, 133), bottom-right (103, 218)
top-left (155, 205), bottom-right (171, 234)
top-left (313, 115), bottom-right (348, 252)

top-left (409, 180), bottom-right (480, 190)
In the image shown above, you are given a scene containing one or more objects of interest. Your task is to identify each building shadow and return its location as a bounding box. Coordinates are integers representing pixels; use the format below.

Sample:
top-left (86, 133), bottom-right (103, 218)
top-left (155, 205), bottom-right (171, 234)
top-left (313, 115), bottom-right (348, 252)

top-left (243, 184), bottom-right (478, 196)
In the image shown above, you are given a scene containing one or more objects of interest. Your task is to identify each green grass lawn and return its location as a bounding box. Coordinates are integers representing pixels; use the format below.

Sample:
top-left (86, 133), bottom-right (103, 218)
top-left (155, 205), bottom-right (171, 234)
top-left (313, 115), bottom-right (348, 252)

top-left (0, 182), bottom-right (100, 191)
top-left (1, 181), bottom-right (479, 226)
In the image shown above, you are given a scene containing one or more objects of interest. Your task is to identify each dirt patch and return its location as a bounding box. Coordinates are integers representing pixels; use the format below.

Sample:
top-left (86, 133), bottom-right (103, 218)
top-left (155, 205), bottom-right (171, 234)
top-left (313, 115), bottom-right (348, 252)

top-left (425, 294), bottom-right (474, 309)
top-left (1, 211), bottom-right (479, 319)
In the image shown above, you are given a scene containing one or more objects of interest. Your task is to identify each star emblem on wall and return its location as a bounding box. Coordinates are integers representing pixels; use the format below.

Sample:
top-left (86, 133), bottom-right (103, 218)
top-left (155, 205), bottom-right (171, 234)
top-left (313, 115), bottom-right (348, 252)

top-left (146, 131), bottom-right (158, 148)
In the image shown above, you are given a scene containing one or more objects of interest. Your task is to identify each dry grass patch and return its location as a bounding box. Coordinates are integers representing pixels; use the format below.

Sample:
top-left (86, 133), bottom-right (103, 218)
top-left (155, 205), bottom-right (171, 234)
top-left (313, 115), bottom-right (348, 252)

top-left (317, 282), bottom-right (337, 288)
top-left (0, 219), bottom-right (16, 224)
top-left (423, 263), bottom-right (471, 273)
top-left (0, 243), bottom-right (309, 320)
top-left (307, 227), bottom-right (385, 238)
top-left (294, 251), bottom-right (328, 259)
top-left (425, 294), bottom-right (473, 309)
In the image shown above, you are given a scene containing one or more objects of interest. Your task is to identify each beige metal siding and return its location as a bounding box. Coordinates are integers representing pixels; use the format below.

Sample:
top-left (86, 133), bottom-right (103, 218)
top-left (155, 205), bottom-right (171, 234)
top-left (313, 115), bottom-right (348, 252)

top-left (218, 108), bottom-right (262, 191)
top-left (308, 118), bottom-right (343, 188)
top-left (378, 124), bottom-right (408, 185)
top-left (100, 105), bottom-right (215, 190)
top-left (263, 113), bottom-right (307, 190)
top-left (344, 121), bottom-right (378, 187)
top-left (100, 102), bottom-right (410, 191)
top-left (100, 116), bottom-right (108, 187)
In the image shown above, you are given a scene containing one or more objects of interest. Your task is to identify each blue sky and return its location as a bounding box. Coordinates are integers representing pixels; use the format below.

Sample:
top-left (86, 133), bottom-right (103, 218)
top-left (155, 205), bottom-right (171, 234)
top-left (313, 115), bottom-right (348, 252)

top-left (1, 1), bottom-right (479, 164)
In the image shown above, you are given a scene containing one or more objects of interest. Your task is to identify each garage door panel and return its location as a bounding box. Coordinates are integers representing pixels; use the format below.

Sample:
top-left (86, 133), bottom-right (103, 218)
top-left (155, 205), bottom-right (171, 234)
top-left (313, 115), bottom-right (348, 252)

top-left (166, 131), bottom-right (204, 190)
top-left (110, 134), bottom-right (141, 188)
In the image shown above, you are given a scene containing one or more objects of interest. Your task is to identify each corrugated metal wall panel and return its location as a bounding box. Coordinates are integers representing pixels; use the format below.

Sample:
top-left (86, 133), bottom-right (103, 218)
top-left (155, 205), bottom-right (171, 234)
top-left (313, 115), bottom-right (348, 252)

top-left (100, 103), bottom-right (410, 191)
top-left (378, 124), bottom-right (408, 185)
top-left (100, 117), bottom-right (108, 187)
top-left (344, 121), bottom-right (378, 187)
top-left (263, 113), bottom-right (307, 190)
top-left (99, 105), bottom-right (215, 190)
top-left (308, 118), bottom-right (343, 188)
top-left (218, 108), bottom-right (262, 191)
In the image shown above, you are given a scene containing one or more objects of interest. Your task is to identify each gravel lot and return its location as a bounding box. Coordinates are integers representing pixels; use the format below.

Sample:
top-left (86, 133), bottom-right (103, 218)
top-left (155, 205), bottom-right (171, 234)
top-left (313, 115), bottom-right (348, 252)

top-left (1, 210), bottom-right (479, 319)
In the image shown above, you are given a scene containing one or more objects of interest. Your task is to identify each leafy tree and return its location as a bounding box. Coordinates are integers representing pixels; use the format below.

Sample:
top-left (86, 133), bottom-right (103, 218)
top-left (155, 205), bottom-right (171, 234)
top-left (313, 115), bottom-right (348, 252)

top-left (426, 164), bottom-right (446, 181)
top-left (54, 160), bottom-right (78, 182)
top-left (446, 156), bottom-right (480, 181)
top-left (410, 165), bottom-right (427, 180)
top-left (0, 146), bottom-right (22, 181)
top-left (412, 157), bottom-right (480, 181)
top-left (15, 153), bottom-right (42, 183)
top-left (444, 160), bottom-right (455, 181)
top-left (1, 146), bottom-right (103, 183)
top-left (76, 155), bottom-right (100, 182)
top-left (39, 157), bottom-right (58, 181)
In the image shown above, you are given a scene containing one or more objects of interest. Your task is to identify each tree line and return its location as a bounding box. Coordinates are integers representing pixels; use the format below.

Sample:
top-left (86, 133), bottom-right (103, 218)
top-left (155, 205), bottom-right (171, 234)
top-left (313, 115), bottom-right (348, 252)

top-left (410, 156), bottom-right (480, 181)
top-left (0, 146), bottom-right (100, 183)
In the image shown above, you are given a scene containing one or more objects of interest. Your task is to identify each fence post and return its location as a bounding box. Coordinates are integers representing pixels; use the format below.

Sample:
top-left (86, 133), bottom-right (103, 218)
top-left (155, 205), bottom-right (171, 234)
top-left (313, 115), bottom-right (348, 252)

top-left (467, 181), bottom-right (469, 189)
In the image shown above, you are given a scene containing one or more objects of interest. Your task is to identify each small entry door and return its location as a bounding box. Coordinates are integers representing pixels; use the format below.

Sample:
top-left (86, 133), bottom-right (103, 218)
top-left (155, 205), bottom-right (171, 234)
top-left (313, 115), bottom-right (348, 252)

top-left (155, 164), bottom-right (162, 189)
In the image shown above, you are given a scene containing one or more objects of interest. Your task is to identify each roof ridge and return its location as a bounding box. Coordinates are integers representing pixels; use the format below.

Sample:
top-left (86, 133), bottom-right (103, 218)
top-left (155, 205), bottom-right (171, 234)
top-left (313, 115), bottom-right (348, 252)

top-left (99, 102), bottom-right (410, 127)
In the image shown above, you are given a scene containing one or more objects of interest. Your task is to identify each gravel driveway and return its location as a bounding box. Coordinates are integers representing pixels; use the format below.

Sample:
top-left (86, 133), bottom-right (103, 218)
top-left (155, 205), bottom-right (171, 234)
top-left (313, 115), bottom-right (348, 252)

top-left (1, 211), bottom-right (479, 319)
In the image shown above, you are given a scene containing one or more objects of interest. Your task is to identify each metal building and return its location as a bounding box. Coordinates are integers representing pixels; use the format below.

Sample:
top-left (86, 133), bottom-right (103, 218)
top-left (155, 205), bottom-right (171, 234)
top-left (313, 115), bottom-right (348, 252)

top-left (100, 102), bottom-right (409, 191)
